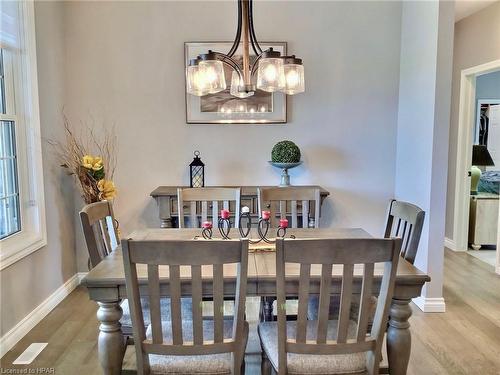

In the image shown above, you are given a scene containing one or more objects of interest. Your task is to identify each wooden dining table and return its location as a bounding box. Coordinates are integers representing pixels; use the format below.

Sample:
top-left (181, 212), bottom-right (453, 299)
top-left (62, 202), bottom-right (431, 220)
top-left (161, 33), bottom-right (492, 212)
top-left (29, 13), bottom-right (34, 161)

top-left (83, 228), bottom-right (430, 375)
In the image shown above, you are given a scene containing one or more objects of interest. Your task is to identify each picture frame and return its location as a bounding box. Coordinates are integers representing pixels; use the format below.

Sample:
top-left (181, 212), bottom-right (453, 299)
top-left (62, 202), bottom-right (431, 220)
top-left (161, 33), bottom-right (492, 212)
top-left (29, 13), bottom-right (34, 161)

top-left (185, 41), bottom-right (287, 124)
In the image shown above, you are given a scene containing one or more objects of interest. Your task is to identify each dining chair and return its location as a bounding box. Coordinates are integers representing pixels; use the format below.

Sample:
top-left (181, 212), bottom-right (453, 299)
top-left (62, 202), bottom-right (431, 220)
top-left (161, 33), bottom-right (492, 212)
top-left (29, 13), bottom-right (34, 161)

top-left (384, 199), bottom-right (425, 265)
top-left (122, 238), bottom-right (250, 375)
top-left (257, 187), bottom-right (321, 322)
top-left (257, 187), bottom-right (321, 229)
top-left (79, 201), bottom-right (192, 339)
top-left (259, 237), bottom-right (401, 375)
top-left (177, 187), bottom-right (241, 228)
top-left (80, 200), bottom-right (119, 269)
top-left (308, 199), bottom-right (425, 321)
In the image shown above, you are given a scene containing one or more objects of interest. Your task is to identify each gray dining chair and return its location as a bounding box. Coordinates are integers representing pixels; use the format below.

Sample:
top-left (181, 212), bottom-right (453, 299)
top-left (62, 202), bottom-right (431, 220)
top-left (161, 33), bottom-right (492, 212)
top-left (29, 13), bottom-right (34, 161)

top-left (79, 201), bottom-right (192, 338)
top-left (257, 187), bottom-right (321, 229)
top-left (177, 187), bottom-right (241, 228)
top-left (258, 187), bottom-right (321, 322)
top-left (122, 238), bottom-right (249, 375)
top-left (308, 199), bottom-right (425, 322)
top-left (259, 237), bottom-right (401, 375)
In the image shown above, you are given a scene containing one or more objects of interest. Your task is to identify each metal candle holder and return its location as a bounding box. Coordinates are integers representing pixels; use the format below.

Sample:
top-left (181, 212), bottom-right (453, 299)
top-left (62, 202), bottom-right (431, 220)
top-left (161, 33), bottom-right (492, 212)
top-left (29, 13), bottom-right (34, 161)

top-left (218, 210), bottom-right (231, 239)
top-left (238, 208), bottom-right (252, 238)
top-left (202, 222), bottom-right (213, 239)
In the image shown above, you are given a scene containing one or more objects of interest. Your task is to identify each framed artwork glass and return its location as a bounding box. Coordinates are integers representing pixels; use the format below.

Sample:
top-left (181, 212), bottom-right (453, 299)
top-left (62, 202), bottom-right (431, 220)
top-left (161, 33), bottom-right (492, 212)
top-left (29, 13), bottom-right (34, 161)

top-left (185, 41), bottom-right (287, 124)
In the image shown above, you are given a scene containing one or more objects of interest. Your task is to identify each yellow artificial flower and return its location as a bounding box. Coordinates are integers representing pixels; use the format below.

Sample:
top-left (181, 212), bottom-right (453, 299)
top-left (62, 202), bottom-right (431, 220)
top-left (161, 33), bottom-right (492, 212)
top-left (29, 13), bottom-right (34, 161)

top-left (97, 179), bottom-right (117, 200)
top-left (82, 155), bottom-right (104, 171)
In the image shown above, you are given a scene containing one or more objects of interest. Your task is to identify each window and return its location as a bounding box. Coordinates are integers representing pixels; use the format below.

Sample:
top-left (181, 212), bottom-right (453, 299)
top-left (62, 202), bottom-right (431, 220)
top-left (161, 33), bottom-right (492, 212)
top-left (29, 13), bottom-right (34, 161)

top-left (1, 50), bottom-right (21, 239)
top-left (0, 1), bottom-right (46, 269)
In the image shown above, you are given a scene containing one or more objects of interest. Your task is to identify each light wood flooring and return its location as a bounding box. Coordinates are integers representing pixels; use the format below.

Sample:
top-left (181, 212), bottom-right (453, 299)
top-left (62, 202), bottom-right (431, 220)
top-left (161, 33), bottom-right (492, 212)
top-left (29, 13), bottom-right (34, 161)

top-left (1, 249), bottom-right (500, 374)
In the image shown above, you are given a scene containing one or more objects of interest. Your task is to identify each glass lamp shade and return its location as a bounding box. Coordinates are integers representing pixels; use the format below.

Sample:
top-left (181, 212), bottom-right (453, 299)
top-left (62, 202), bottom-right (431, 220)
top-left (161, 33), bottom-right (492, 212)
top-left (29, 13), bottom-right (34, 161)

top-left (199, 60), bottom-right (226, 94)
top-left (283, 63), bottom-right (305, 95)
top-left (256, 58), bottom-right (285, 92)
top-left (230, 71), bottom-right (254, 98)
top-left (186, 65), bottom-right (208, 96)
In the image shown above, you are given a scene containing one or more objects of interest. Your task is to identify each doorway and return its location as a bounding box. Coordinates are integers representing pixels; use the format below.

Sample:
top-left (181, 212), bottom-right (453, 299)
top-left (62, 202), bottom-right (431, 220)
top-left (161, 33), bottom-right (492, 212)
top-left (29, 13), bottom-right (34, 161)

top-left (452, 59), bottom-right (500, 273)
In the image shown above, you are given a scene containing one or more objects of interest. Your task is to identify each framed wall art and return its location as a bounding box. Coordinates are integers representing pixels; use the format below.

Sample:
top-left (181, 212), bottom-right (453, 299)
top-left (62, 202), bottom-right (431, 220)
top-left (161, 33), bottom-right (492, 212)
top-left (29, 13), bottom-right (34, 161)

top-left (185, 41), bottom-right (287, 124)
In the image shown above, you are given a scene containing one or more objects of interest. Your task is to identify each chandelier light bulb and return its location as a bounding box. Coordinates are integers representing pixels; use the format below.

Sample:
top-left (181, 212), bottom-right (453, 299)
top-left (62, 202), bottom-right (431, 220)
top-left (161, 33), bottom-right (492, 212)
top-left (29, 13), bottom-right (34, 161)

top-left (282, 58), bottom-right (305, 95)
top-left (264, 65), bottom-right (277, 81)
top-left (256, 56), bottom-right (285, 92)
top-left (230, 70), bottom-right (254, 98)
top-left (199, 60), bottom-right (226, 94)
top-left (186, 63), bottom-right (208, 96)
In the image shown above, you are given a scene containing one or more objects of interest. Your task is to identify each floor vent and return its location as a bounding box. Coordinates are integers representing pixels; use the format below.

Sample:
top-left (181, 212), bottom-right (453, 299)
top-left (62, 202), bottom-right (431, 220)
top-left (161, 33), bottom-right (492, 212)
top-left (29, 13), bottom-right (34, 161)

top-left (12, 343), bottom-right (48, 365)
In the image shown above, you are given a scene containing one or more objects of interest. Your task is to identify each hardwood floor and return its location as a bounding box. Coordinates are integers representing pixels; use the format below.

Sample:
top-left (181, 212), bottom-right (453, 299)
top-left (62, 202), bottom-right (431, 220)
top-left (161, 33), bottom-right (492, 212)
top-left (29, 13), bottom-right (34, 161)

top-left (1, 249), bottom-right (499, 374)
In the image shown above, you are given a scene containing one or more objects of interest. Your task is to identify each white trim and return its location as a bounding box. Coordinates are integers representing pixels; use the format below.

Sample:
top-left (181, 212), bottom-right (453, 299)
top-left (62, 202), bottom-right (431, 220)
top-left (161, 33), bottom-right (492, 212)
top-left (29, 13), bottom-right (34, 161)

top-left (77, 272), bottom-right (88, 283)
top-left (444, 237), bottom-right (461, 251)
top-left (0, 274), bottom-right (82, 358)
top-left (452, 59), bottom-right (500, 252)
top-left (0, 0), bottom-right (46, 270)
top-left (412, 297), bottom-right (446, 313)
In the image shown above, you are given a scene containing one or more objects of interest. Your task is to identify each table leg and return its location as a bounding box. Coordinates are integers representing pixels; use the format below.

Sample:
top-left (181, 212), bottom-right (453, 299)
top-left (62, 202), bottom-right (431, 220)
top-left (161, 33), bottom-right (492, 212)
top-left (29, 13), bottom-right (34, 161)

top-left (387, 298), bottom-right (412, 375)
top-left (97, 301), bottom-right (125, 375)
top-left (158, 197), bottom-right (173, 228)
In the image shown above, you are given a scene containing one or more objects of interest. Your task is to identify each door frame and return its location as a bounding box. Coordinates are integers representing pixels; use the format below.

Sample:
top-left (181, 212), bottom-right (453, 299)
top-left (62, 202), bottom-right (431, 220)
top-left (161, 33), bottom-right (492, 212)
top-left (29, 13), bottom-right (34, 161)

top-left (453, 59), bottom-right (500, 252)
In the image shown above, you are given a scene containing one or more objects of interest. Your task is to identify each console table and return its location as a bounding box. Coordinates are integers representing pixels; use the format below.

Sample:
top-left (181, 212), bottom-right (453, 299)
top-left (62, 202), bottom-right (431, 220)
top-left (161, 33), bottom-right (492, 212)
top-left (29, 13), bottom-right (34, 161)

top-left (150, 185), bottom-right (330, 228)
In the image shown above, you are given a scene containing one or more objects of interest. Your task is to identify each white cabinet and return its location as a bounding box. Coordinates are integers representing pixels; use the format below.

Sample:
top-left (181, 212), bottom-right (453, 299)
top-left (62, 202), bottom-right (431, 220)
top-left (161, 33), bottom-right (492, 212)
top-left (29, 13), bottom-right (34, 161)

top-left (469, 193), bottom-right (499, 249)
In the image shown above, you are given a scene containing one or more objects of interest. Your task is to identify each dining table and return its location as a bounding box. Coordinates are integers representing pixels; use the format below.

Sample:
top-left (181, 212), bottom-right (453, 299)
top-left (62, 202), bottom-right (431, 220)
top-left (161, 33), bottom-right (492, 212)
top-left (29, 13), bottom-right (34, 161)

top-left (82, 227), bottom-right (430, 375)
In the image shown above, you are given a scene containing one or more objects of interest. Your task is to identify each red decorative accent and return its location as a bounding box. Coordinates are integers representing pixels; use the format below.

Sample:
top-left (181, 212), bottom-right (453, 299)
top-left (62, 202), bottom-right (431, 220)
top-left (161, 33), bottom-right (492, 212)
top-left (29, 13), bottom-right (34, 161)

top-left (220, 209), bottom-right (230, 219)
top-left (279, 218), bottom-right (289, 228)
top-left (202, 221), bottom-right (213, 229)
top-left (262, 210), bottom-right (271, 220)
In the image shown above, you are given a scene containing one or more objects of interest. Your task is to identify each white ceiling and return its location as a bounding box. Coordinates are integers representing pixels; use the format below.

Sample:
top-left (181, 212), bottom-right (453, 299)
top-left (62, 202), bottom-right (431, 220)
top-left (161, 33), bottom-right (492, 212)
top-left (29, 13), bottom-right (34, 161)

top-left (455, 0), bottom-right (498, 22)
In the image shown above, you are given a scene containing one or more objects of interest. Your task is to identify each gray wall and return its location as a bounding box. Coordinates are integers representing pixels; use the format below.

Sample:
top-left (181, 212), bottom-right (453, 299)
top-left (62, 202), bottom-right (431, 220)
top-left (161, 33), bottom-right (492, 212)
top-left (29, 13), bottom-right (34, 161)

top-left (476, 70), bottom-right (500, 100)
top-left (446, 1), bottom-right (500, 240)
top-left (0, 1), bottom-right (76, 336)
top-left (61, 0), bottom-right (404, 270)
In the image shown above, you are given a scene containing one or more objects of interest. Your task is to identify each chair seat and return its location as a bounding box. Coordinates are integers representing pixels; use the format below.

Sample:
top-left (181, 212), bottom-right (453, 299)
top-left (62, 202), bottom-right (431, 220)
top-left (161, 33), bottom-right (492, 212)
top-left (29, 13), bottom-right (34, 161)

top-left (258, 320), bottom-right (366, 375)
top-left (141, 319), bottom-right (248, 375)
top-left (120, 298), bottom-right (193, 335)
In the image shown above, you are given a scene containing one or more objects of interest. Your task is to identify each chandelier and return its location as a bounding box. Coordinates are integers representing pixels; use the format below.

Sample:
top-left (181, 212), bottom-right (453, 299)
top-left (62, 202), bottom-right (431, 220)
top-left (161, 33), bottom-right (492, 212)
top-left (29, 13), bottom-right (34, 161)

top-left (186, 0), bottom-right (305, 97)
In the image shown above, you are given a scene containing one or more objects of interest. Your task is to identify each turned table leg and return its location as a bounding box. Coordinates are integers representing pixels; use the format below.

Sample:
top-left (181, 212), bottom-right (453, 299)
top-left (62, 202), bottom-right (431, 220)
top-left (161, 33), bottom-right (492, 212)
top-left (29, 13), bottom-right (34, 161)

top-left (387, 298), bottom-right (412, 375)
top-left (97, 301), bottom-right (125, 375)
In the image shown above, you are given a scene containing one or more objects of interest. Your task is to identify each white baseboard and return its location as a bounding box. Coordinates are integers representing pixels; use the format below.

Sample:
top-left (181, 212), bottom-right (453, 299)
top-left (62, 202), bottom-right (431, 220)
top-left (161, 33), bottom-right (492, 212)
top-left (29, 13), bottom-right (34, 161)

top-left (77, 272), bottom-right (88, 283)
top-left (444, 237), bottom-right (457, 251)
top-left (412, 296), bottom-right (446, 313)
top-left (0, 273), bottom-right (83, 358)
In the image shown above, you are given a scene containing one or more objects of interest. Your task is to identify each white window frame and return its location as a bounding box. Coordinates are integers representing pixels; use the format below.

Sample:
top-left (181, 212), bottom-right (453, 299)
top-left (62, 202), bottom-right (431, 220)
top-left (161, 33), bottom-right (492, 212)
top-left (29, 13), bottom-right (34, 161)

top-left (0, 1), bottom-right (46, 270)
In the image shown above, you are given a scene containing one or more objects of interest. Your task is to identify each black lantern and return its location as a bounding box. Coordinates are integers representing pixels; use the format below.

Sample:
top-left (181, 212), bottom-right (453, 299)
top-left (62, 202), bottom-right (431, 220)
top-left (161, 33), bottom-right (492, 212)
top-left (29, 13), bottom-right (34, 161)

top-left (189, 150), bottom-right (205, 188)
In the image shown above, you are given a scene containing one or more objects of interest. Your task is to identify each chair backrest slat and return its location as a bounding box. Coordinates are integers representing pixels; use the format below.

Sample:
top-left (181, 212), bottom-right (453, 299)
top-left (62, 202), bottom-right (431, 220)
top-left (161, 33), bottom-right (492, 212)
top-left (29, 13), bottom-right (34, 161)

top-left (147, 264), bottom-right (163, 344)
top-left (177, 188), bottom-right (241, 229)
top-left (337, 263), bottom-right (354, 344)
top-left (356, 263), bottom-right (374, 341)
top-left (201, 201), bottom-right (208, 223)
top-left (80, 201), bottom-right (119, 269)
top-left (169, 264), bottom-right (183, 345)
top-left (213, 263), bottom-right (224, 343)
top-left (384, 199), bottom-right (425, 264)
top-left (258, 187), bottom-right (321, 229)
top-left (191, 265), bottom-right (204, 345)
top-left (296, 263), bottom-right (311, 343)
top-left (122, 238), bottom-right (249, 374)
top-left (316, 263), bottom-right (333, 344)
top-left (275, 237), bottom-right (401, 374)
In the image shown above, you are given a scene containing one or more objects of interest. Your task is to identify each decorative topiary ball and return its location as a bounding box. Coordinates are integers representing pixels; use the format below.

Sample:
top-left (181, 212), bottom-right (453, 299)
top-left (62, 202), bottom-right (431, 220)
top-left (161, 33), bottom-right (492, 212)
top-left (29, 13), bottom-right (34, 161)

top-left (271, 140), bottom-right (301, 163)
